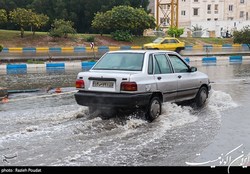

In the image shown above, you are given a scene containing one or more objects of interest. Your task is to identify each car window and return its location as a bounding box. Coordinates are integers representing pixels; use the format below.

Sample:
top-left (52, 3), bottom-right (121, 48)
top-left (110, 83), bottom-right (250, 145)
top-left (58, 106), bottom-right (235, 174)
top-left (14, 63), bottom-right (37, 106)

top-left (169, 39), bottom-right (178, 43)
top-left (93, 53), bottom-right (144, 71)
top-left (153, 38), bottom-right (163, 43)
top-left (154, 54), bottom-right (172, 74)
top-left (162, 39), bottom-right (169, 44)
top-left (168, 55), bottom-right (189, 73)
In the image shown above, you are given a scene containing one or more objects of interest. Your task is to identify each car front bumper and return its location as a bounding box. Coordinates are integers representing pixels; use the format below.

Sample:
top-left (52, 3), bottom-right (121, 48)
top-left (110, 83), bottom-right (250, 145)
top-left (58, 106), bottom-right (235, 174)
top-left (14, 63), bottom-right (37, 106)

top-left (74, 91), bottom-right (152, 108)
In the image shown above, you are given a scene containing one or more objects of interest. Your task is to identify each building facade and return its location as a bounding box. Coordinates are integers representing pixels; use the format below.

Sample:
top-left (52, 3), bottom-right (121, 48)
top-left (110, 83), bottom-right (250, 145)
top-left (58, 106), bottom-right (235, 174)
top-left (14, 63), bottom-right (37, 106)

top-left (149, 0), bottom-right (250, 37)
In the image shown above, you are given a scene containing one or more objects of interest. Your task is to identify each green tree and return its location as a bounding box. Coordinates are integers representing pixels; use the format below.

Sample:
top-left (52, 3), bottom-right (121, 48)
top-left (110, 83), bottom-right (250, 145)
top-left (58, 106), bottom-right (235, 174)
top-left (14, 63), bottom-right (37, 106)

top-left (0, 9), bottom-right (7, 24)
top-left (233, 26), bottom-right (250, 50)
top-left (9, 8), bottom-right (33, 38)
top-left (1, 0), bottom-right (150, 32)
top-left (49, 19), bottom-right (76, 38)
top-left (92, 5), bottom-right (156, 37)
top-left (30, 13), bottom-right (49, 36)
top-left (91, 11), bottom-right (112, 35)
top-left (167, 27), bottom-right (184, 38)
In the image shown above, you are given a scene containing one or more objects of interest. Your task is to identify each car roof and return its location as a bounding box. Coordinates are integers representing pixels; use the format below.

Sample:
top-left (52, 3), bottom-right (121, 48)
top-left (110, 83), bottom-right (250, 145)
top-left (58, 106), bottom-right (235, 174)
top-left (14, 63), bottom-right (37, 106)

top-left (107, 50), bottom-right (176, 54)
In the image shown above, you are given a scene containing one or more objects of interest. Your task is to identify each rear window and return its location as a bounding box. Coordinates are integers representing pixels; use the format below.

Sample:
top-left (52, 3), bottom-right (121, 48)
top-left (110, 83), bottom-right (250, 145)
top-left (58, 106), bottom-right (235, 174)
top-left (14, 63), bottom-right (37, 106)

top-left (93, 53), bottom-right (144, 71)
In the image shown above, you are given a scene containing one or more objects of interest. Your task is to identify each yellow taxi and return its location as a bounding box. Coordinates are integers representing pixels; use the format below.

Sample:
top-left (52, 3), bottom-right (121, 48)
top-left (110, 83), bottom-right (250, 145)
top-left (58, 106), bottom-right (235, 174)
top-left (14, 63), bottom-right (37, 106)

top-left (143, 37), bottom-right (185, 53)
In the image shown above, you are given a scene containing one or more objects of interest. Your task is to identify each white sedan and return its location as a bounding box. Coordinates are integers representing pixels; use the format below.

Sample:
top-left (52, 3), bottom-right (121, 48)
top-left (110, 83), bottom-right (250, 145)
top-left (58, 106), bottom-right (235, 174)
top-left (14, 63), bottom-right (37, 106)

top-left (75, 50), bottom-right (211, 122)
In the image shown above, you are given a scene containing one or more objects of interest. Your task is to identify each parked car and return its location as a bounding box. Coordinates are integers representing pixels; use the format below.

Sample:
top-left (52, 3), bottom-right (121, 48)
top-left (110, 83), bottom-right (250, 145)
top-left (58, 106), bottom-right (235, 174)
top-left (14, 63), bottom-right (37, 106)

top-left (74, 50), bottom-right (211, 122)
top-left (143, 37), bottom-right (185, 53)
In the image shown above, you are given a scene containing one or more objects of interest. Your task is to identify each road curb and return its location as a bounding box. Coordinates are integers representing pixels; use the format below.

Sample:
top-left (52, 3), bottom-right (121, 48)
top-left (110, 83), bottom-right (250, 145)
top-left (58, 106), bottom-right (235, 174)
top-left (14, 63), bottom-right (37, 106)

top-left (1, 44), bottom-right (249, 53)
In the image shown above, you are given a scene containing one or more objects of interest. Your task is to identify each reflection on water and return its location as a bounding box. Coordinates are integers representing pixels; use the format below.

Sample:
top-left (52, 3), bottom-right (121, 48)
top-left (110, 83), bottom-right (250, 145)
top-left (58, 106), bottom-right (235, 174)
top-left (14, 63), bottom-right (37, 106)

top-left (0, 67), bottom-right (82, 90)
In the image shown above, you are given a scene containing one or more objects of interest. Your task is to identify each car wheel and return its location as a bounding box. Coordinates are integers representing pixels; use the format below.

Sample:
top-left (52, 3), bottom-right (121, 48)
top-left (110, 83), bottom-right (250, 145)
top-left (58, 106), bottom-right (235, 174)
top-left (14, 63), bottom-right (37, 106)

top-left (195, 86), bottom-right (208, 108)
top-left (146, 97), bottom-right (162, 122)
top-left (175, 48), bottom-right (181, 53)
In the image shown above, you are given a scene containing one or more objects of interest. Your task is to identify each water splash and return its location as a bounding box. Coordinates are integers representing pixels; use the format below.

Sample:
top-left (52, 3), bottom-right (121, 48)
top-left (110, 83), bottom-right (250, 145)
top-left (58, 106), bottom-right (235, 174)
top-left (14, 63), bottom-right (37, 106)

top-left (208, 90), bottom-right (238, 112)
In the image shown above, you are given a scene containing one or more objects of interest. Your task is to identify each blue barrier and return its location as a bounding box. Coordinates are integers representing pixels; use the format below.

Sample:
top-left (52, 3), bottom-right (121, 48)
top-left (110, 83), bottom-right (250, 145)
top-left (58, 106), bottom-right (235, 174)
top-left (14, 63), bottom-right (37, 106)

top-left (7, 64), bottom-right (27, 69)
top-left (46, 63), bottom-right (65, 74)
top-left (46, 63), bottom-right (65, 68)
top-left (23, 47), bottom-right (36, 52)
top-left (120, 46), bottom-right (131, 50)
top-left (7, 64), bottom-right (27, 75)
top-left (229, 55), bottom-right (243, 63)
top-left (2, 48), bottom-right (9, 53)
top-left (82, 61), bottom-right (96, 71)
top-left (74, 47), bottom-right (86, 52)
top-left (185, 46), bottom-right (193, 50)
top-left (203, 45), bottom-right (213, 51)
top-left (49, 47), bottom-right (62, 52)
top-left (98, 46), bottom-right (109, 52)
top-left (222, 44), bottom-right (232, 48)
top-left (202, 57), bottom-right (217, 64)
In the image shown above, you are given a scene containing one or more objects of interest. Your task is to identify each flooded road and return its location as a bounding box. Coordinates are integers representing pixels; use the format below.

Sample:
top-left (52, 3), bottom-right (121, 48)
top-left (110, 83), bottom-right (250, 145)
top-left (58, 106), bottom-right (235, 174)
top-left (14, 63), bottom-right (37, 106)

top-left (0, 60), bottom-right (249, 167)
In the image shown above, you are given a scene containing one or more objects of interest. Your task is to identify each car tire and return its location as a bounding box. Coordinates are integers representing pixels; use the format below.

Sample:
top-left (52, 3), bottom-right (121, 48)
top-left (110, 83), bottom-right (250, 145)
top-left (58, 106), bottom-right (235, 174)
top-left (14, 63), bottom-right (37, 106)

top-left (175, 48), bottom-right (182, 53)
top-left (146, 97), bottom-right (162, 122)
top-left (195, 86), bottom-right (208, 108)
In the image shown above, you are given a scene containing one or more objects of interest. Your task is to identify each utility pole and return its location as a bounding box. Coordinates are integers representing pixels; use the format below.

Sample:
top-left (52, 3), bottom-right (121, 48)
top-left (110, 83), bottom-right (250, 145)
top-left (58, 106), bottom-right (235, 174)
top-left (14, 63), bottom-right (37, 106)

top-left (156, 0), bottom-right (179, 28)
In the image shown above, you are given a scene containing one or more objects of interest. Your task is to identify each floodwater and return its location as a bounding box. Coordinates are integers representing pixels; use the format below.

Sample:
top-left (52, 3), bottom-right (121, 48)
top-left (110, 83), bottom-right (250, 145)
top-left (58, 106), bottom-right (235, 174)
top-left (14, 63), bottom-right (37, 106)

top-left (0, 59), bottom-right (249, 167)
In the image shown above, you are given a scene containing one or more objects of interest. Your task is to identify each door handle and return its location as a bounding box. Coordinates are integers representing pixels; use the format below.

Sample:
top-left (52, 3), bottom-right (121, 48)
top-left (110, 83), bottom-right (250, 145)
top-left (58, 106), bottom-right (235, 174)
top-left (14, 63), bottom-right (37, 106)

top-left (178, 75), bottom-right (182, 79)
top-left (157, 77), bottom-right (162, 80)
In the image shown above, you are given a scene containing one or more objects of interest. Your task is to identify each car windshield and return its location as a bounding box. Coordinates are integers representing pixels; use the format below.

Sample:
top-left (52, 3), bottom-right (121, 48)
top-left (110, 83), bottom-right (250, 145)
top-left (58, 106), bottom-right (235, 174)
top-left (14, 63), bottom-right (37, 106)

top-left (92, 53), bottom-right (144, 71)
top-left (153, 37), bottom-right (163, 43)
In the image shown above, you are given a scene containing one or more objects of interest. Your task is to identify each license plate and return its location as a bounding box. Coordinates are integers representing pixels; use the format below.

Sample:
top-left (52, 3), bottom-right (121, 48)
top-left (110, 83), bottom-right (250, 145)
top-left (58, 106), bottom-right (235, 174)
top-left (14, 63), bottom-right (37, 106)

top-left (92, 81), bottom-right (114, 88)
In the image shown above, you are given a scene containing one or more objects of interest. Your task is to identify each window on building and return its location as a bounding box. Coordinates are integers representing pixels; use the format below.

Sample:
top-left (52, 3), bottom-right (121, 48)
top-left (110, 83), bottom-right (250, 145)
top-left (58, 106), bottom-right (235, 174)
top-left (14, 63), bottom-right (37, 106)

top-left (240, 0), bottom-right (245, 4)
top-left (207, 4), bottom-right (211, 14)
top-left (181, 10), bottom-right (186, 16)
top-left (229, 5), bottom-right (233, 11)
top-left (240, 11), bottom-right (244, 18)
top-left (194, 0), bottom-right (199, 2)
top-left (214, 4), bottom-right (219, 14)
top-left (182, 0), bottom-right (186, 2)
top-left (214, 18), bottom-right (218, 21)
top-left (193, 8), bottom-right (199, 16)
top-left (207, 18), bottom-right (211, 21)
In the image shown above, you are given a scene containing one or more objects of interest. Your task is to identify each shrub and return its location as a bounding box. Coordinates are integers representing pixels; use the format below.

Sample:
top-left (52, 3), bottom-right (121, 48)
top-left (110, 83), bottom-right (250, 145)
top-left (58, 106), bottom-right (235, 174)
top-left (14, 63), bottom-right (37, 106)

top-left (85, 36), bottom-right (95, 42)
top-left (0, 45), bottom-right (3, 52)
top-left (233, 25), bottom-right (250, 50)
top-left (27, 59), bottom-right (44, 64)
top-left (167, 27), bottom-right (184, 38)
top-left (111, 30), bottom-right (133, 42)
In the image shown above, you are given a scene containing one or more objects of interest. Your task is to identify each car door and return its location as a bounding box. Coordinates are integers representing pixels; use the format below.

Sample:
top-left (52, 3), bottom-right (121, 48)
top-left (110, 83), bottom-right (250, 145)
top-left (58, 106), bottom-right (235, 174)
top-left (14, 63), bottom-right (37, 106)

top-left (167, 54), bottom-right (201, 102)
top-left (161, 39), bottom-right (177, 51)
top-left (152, 53), bottom-right (178, 102)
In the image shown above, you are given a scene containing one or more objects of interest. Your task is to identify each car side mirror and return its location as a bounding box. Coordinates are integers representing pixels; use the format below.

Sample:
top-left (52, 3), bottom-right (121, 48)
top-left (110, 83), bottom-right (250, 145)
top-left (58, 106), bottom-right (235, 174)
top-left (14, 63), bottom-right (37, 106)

top-left (190, 67), bottom-right (197, 72)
